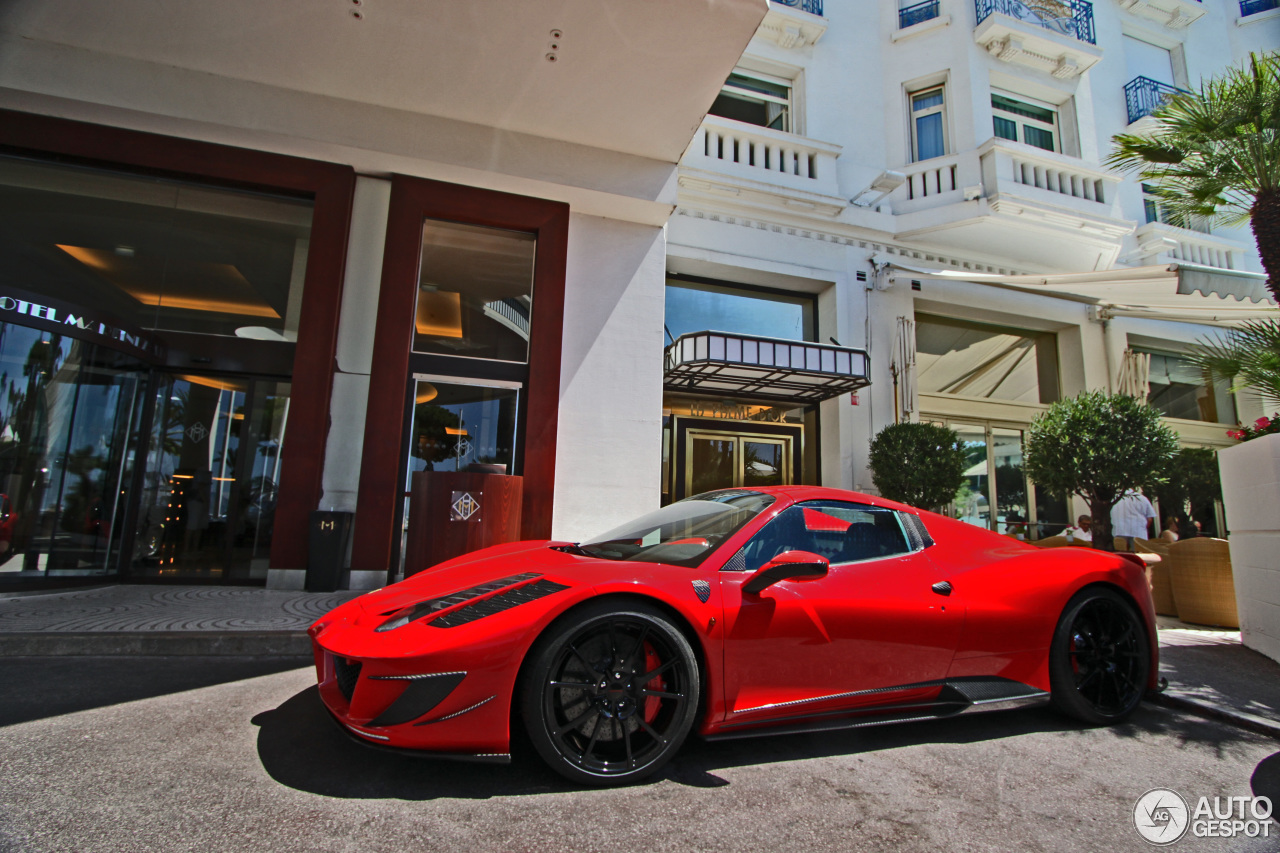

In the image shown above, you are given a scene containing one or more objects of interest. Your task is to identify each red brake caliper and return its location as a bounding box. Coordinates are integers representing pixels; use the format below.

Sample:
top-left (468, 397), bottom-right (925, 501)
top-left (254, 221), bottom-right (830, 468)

top-left (642, 641), bottom-right (664, 722)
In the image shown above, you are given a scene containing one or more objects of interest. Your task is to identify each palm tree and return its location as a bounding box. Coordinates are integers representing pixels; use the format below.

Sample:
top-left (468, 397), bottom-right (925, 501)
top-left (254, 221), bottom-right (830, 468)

top-left (1107, 52), bottom-right (1280, 301)
top-left (1188, 317), bottom-right (1280, 410)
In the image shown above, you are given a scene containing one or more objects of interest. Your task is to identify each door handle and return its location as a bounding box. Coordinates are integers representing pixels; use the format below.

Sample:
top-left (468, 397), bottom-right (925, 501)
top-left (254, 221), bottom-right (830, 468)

top-left (931, 581), bottom-right (953, 596)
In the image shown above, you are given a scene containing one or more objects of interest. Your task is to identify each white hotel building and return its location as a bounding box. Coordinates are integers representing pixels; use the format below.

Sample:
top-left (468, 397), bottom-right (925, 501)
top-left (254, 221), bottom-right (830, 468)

top-left (660, 0), bottom-right (1277, 539)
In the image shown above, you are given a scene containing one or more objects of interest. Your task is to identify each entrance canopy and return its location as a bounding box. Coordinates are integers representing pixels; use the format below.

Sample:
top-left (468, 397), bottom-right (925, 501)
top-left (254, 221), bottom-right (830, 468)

top-left (664, 331), bottom-right (870, 406)
top-left (882, 260), bottom-right (1275, 324)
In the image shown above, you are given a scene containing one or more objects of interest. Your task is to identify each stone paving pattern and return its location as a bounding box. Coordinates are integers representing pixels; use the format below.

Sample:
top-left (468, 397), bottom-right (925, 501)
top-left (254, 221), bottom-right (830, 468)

top-left (0, 586), bottom-right (362, 633)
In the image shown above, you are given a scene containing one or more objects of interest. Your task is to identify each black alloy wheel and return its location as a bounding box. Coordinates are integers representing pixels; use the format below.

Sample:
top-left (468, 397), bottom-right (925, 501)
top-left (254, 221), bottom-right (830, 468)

top-left (1049, 586), bottom-right (1150, 725)
top-left (521, 601), bottom-right (699, 785)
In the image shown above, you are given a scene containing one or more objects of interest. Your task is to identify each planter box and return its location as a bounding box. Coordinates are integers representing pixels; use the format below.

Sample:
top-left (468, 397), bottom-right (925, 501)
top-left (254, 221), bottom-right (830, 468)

top-left (1219, 432), bottom-right (1280, 663)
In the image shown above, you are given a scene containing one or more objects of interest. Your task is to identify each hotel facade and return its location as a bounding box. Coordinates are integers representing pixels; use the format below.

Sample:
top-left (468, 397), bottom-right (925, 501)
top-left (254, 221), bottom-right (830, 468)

top-left (0, 0), bottom-right (1274, 593)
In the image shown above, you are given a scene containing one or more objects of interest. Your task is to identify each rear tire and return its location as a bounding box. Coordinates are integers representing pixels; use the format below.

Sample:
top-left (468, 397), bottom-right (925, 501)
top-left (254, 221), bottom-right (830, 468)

top-left (521, 600), bottom-right (699, 786)
top-left (1049, 586), bottom-right (1150, 725)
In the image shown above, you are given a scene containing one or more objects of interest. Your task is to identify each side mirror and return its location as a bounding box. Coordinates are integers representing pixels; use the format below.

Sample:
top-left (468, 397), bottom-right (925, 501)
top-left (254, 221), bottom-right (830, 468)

top-left (743, 550), bottom-right (829, 595)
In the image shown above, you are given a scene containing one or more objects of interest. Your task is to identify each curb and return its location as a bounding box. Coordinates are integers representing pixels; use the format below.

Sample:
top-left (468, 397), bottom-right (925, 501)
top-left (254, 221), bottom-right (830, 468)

top-left (1149, 691), bottom-right (1280, 740)
top-left (0, 631), bottom-right (312, 656)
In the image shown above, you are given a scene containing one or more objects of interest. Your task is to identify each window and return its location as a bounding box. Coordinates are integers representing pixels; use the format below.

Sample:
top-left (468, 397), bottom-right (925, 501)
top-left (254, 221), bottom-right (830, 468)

top-left (664, 278), bottom-right (815, 343)
top-left (915, 315), bottom-right (1060, 404)
top-left (899, 0), bottom-right (940, 28)
top-left (0, 155), bottom-right (313, 341)
top-left (1142, 184), bottom-right (1210, 233)
top-left (1138, 349), bottom-right (1237, 424)
top-left (412, 219), bottom-right (536, 362)
top-left (708, 71), bottom-right (792, 132)
top-left (941, 421), bottom-right (1067, 538)
top-left (910, 87), bottom-right (947, 162)
top-left (992, 93), bottom-right (1058, 153)
top-left (732, 502), bottom-right (911, 573)
top-left (1124, 35), bottom-right (1174, 88)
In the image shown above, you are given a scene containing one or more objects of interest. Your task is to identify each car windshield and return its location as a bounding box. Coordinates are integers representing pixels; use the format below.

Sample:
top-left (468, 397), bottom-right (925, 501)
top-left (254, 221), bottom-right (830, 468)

top-left (578, 491), bottom-right (775, 567)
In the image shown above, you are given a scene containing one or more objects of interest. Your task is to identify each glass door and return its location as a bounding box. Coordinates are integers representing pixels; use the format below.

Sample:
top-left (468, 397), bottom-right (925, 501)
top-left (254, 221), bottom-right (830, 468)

top-left (678, 422), bottom-right (799, 500)
top-left (129, 373), bottom-right (289, 582)
top-left (0, 328), bottom-right (144, 581)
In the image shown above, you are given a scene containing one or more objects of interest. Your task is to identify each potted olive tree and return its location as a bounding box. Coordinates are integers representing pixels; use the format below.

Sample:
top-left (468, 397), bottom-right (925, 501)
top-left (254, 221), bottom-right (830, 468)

top-left (867, 422), bottom-right (966, 511)
top-left (1024, 392), bottom-right (1178, 552)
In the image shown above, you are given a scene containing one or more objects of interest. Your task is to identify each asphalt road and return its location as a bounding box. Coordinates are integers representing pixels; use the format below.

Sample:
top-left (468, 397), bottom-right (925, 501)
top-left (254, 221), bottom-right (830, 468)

top-left (1, 656), bottom-right (1276, 853)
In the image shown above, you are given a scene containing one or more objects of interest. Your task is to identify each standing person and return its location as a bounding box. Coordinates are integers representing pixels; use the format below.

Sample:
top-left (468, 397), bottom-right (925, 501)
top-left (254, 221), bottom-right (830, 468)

top-left (1112, 489), bottom-right (1157, 551)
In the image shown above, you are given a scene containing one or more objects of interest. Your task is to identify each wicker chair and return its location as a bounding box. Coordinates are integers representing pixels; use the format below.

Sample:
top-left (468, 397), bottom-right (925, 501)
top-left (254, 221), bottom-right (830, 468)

top-left (1165, 538), bottom-right (1238, 628)
top-left (1135, 538), bottom-right (1176, 617)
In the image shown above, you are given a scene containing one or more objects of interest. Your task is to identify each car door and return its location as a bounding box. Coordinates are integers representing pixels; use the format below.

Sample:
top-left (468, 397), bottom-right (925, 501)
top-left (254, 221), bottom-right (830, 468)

top-left (718, 501), bottom-right (963, 726)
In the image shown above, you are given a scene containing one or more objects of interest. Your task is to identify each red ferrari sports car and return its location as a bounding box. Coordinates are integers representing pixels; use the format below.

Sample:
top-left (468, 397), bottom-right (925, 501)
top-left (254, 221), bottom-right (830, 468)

top-left (310, 486), bottom-right (1157, 785)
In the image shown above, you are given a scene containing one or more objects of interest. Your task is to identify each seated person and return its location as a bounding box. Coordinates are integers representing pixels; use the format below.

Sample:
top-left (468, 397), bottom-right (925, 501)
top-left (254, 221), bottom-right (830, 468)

top-left (1065, 514), bottom-right (1093, 542)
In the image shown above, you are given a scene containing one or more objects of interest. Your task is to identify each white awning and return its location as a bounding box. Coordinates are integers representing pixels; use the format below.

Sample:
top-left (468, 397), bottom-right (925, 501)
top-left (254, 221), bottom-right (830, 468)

top-left (882, 260), bottom-right (1275, 324)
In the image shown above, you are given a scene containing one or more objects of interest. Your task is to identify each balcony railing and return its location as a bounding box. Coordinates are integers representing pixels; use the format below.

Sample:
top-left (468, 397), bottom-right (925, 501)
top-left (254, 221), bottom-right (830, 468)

top-left (975, 0), bottom-right (1096, 44)
top-left (691, 118), bottom-right (840, 186)
top-left (899, 0), bottom-right (941, 27)
top-left (771, 0), bottom-right (823, 15)
top-left (1124, 76), bottom-right (1184, 124)
top-left (1240, 0), bottom-right (1278, 14)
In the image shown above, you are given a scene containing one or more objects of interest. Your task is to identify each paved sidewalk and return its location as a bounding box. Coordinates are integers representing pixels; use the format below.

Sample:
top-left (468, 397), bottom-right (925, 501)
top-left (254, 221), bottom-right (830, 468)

top-left (1154, 616), bottom-right (1280, 738)
top-left (0, 585), bottom-right (362, 655)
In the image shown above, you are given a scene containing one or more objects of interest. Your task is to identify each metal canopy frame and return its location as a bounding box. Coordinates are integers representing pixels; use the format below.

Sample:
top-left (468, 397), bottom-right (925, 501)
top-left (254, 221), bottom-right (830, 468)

top-left (663, 331), bottom-right (871, 405)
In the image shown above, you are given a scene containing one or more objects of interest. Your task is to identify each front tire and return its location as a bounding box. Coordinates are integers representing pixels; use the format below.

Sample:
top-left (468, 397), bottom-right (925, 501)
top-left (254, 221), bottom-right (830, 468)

top-left (1049, 586), bottom-right (1150, 725)
top-left (521, 600), bottom-right (700, 785)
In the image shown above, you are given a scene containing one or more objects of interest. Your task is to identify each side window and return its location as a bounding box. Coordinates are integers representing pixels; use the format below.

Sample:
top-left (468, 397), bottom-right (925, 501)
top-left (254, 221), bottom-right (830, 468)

top-left (732, 502), bottom-right (912, 572)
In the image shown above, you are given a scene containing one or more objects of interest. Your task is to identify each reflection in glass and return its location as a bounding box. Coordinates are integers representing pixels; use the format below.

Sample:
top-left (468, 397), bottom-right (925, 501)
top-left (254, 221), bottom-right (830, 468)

top-left (690, 438), bottom-right (736, 495)
top-left (0, 155), bottom-right (313, 341)
top-left (413, 220), bottom-right (536, 362)
top-left (1140, 350), bottom-right (1236, 424)
top-left (405, 381), bottom-right (519, 482)
top-left (992, 428), bottom-right (1028, 536)
top-left (743, 440), bottom-right (784, 488)
top-left (665, 279), bottom-right (813, 343)
top-left (954, 425), bottom-right (989, 529)
top-left (916, 315), bottom-right (1059, 403)
top-left (1036, 488), bottom-right (1069, 538)
top-left (132, 376), bottom-right (289, 580)
top-left (0, 324), bottom-right (143, 579)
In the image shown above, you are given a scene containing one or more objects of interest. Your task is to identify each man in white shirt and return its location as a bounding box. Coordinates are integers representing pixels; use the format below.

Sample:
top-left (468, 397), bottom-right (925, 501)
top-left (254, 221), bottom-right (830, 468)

top-left (1065, 514), bottom-right (1093, 543)
top-left (1111, 489), bottom-right (1157, 551)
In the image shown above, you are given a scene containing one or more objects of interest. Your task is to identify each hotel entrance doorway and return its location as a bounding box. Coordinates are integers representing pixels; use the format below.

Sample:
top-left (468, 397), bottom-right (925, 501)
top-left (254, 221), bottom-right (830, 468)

top-left (670, 417), bottom-right (802, 501)
top-left (127, 373), bottom-right (290, 582)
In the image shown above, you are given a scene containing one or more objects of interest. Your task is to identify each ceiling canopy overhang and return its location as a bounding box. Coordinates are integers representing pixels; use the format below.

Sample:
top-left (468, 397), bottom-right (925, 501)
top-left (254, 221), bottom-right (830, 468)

top-left (664, 331), bottom-right (871, 406)
top-left (0, 0), bottom-right (769, 164)
top-left (882, 260), bottom-right (1276, 324)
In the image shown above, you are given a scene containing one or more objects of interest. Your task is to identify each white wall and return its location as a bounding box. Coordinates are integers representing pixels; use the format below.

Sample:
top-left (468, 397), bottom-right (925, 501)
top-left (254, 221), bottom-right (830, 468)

top-left (551, 214), bottom-right (669, 541)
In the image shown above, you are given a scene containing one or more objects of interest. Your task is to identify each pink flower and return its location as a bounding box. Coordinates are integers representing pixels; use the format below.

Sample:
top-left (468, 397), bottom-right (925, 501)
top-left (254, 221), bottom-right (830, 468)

top-left (1256, 417), bottom-right (1271, 429)
top-left (1228, 430), bottom-right (1245, 440)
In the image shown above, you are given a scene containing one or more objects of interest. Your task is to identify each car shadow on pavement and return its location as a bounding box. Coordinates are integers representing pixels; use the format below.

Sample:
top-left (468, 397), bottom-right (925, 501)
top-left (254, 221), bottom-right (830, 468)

top-left (254, 688), bottom-right (1262, 800)
top-left (0, 655), bottom-right (313, 728)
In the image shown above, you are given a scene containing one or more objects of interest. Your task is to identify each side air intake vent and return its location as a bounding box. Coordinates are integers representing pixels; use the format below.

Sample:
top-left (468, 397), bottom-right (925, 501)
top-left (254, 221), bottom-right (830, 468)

top-left (432, 580), bottom-right (569, 628)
